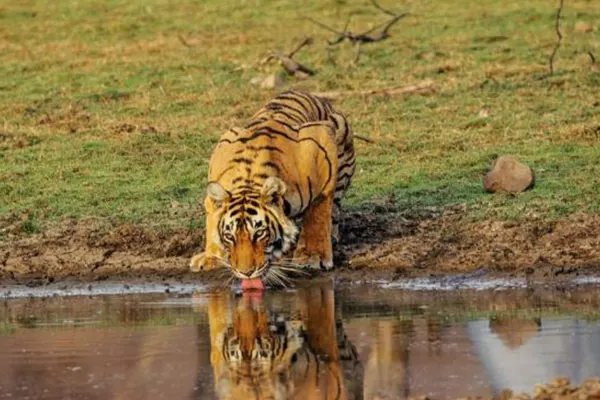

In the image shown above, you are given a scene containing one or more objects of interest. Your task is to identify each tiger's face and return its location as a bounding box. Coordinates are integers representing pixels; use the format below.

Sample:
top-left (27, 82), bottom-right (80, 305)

top-left (207, 177), bottom-right (299, 281)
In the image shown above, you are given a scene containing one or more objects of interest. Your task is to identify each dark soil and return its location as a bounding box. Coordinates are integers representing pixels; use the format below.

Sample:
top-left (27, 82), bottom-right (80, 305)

top-left (2, 206), bottom-right (600, 284)
top-left (409, 377), bottom-right (600, 400)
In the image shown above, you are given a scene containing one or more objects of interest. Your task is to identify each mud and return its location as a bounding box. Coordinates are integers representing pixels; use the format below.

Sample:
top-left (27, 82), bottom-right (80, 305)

top-left (407, 377), bottom-right (600, 400)
top-left (2, 206), bottom-right (600, 283)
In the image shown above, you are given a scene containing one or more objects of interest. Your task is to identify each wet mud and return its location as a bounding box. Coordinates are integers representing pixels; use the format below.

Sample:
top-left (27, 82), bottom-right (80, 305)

top-left (2, 207), bottom-right (600, 283)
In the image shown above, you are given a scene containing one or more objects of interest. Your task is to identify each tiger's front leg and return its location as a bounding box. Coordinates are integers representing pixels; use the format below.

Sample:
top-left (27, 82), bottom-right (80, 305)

top-left (190, 200), bottom-right (226, 272)
top-left (293, 194), bottom-right (335, 270)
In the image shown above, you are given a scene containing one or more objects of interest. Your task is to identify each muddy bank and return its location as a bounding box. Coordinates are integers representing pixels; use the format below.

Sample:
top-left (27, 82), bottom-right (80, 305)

top-left (2, 207), bottom-right (600, 283)
top-left (407, 377), bottom-right (600, 400)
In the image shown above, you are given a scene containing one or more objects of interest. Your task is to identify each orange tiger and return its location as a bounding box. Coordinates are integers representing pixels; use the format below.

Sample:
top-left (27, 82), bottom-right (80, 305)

top-left (190, 90), bottom-right (356, 285)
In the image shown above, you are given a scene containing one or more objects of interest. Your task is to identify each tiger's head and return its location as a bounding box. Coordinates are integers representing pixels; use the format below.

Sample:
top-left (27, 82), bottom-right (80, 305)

top-left (206, 177), bottom-right (299, 282)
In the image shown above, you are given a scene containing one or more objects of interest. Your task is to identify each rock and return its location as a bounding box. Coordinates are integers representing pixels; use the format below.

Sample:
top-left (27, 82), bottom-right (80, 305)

top-left (249, 76), bottom-right (263, 86)
top-left (259, 73), bottom-right (285, 89)
top-left (574, 21), bottom-right (595, 33)
top-left (484, 155), bottom-right (535, 194)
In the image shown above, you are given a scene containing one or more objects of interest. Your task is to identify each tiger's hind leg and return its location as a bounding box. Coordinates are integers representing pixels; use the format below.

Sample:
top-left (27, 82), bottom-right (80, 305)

top-left (331, 198), bottom-right (342, 247)
top-left (328, 112), bottom-right (356, 249)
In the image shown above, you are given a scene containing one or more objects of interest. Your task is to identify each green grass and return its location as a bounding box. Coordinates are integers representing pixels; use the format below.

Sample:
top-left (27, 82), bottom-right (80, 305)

top-left (1, 0), bottom-right (599, 234)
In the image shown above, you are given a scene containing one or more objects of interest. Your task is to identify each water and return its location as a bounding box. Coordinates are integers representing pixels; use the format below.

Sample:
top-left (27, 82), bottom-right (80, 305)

top-left (1, 280), bottom-right (600, 399)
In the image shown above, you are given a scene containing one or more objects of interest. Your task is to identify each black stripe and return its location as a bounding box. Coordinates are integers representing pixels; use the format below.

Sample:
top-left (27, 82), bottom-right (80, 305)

top-left (244, 118), bottom-right (266, 129)
top-left (295, 183), bottom-right (304, 213)
top-left (331, 114), bottom-right (340, 130)
top-left (340, 119), bottom-right (350, 143)
top-left (257, 125), bottom-right (296, 141)
top-left (312, 350), bottom-right (320, 388)
top-left (254, 173), bottom-right (270, 180)
top-left (232, 157), bottom-right (253, 165)
top-left (277, 94), bottom-right (313, 117)
top-left (265, 208), bottom-right (284, 239)
top-left (294, 90), bottom-right (325, 120)
top-left (230, 197), bottom-right (247, 206)
top-left (307, 177), bottom-right (313, 201)
top-left (234, 131), bottom-right (274, 144)
top-left (236, 184), bottom-right (257, 190)
top-left (258, 145), bottom-right (284, 154)
top-left (266, 103), bottom-right (305, 123)
top-left (215, 166), bottom-right (234, 181)
top-left (299, 137), bottom-right (333, 194)
top-left (338, 160), bottom-right (356, 170)
top-left (337, 171), bottom-right (353, 182)
top-left (273, 118), bottom-right (298, 132)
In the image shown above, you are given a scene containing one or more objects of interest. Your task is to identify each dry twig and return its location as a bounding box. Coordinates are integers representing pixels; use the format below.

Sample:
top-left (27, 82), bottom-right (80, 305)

top-left (303, 0), bottom-right (408, 63)
top-left (314, 80), bottom-right (434, 100)
top-left (177, 34), bottom-right (193, 48)
top-left (354, 135), bottom-right (374, 143)
top-left (588, 51), bottom-right (596, 65)
top-left (549, 0), bottom-right (564, 75)
top-left (262, 37), bottom-right (316, 76)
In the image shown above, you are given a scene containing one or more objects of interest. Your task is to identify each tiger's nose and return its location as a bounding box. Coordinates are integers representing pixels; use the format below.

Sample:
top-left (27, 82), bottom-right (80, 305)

top-left (239, 268), bottom-right (258, 278)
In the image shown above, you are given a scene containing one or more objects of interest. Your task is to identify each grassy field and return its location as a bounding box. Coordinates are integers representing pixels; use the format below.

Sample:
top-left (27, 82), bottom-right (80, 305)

top-left (1, 0), bottom-right (599, 236)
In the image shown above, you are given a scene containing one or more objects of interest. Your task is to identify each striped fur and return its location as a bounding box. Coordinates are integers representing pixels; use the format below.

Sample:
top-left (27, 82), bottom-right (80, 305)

top-left (190, 89), bottom-right (356, 280)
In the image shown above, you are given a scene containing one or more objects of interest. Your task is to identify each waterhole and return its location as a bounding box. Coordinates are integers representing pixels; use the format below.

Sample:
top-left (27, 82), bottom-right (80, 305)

top-left (1, 279), bottom-right (599, 399)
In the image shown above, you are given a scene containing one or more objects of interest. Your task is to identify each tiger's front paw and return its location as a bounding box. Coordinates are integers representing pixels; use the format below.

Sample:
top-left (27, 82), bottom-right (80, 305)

top-left (293, 250), bottom-right (334, 271)
top-left (189, 253), bottom-right (221, 272)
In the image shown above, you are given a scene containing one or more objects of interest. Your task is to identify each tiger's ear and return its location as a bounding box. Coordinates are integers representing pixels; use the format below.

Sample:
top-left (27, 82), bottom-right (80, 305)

top-left (260, 177), bottom-right (286, 206)
top-left (206, 182), bottom-right (230, 207)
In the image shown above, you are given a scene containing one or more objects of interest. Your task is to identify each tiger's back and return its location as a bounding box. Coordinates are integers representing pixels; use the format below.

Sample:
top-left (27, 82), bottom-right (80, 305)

top-left (246, 90), bottom-right (356, 216)
top-left (210, 90), bottom-right (355, 228)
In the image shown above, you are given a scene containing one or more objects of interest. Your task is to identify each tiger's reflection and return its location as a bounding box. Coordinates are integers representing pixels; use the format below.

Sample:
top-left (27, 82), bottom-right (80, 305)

top-left (199, 285), bottom-right (363, 400)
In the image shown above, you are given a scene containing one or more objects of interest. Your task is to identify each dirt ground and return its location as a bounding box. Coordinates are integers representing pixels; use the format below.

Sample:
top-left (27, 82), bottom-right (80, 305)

top-left (2, 206), bottom-right (600, 284)
top-left (404, 377), bottom-right (600, 400)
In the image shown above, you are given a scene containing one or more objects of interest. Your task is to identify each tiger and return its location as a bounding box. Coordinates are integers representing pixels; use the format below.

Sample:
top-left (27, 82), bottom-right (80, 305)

top-left (189, 89), bottom-right (356, 284)
top-left (198, 284), bottom-right (363, 400)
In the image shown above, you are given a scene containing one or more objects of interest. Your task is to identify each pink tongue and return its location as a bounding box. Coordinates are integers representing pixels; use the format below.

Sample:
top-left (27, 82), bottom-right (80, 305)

top-left (241, 278), bottom-right (265, 291)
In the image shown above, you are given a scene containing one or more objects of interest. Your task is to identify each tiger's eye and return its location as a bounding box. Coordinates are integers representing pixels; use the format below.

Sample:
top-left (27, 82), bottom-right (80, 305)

top-left (223, 232), bottom-right (235, 242)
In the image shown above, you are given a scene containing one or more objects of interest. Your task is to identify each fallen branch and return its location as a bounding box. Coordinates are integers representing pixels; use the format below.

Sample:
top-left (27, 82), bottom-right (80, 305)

top-left (549, 0), bottom-right (564, 75)
top-left (588, 51), bottom-right (596, 65)
top-left (287, 37), bottom-right (313, 58)
top-left (303, 0), bottom-right (408, 63)
top-left (314, 80), bottom-right (434, 100)
top-left (261, 37), bottom-right (316, 76)
top-left (354, 135), bottom-right (374, 143)
top-left (177, 34), bottom-right (193, 48)
top-left (370, 0), bottom-right (397, 17)
top-left (304, 12), bottom-right (409, 46)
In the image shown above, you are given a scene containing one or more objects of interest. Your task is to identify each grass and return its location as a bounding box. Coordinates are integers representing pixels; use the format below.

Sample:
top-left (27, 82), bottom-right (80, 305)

top-left (1, 0), bottom-right (599, 235)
